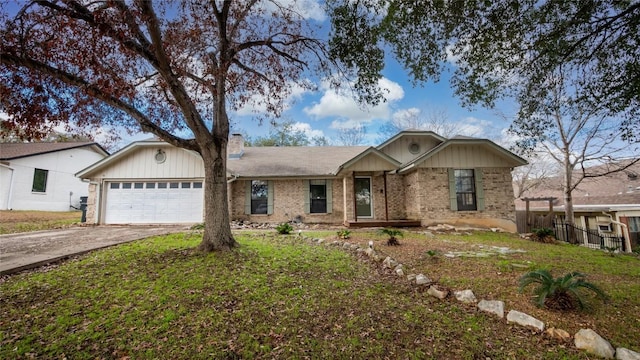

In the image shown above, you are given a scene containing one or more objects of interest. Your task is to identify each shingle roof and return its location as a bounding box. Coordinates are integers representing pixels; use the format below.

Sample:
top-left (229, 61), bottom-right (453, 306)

top-left (516, 159), bottom-right (640, 209)
top-left (227, 146), bottom-right (369, 177)
top-left (0, 142), bottom-right (108, 160)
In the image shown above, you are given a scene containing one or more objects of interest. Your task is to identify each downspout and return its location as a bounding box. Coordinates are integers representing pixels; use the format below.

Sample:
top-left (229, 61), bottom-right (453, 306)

top-left (602, 211), bottom-right (632, 253)
top-left (0, 163), bottom-right (15, 210)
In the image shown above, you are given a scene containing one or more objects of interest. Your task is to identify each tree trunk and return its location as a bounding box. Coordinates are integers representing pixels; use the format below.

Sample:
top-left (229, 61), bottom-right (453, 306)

top-left (197, 140), bottom-right (238, 252)
top-left (562, 155), bottom-right (578, 244)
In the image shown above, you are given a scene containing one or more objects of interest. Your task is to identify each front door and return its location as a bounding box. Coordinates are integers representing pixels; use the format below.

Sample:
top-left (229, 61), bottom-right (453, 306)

top-left (355, 177), bottom-right (372, 218)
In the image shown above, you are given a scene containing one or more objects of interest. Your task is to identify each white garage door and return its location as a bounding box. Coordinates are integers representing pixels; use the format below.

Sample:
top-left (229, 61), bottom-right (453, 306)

top-left (104, 180), bottom-right (204, 224)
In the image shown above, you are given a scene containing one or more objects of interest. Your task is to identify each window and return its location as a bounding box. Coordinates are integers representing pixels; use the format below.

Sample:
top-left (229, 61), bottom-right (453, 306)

top-left (134, 182), bottom-right (144, 189)
top-left (158, 182), bottom-right (168, 189)
top-left (309, 180), bottom-right (327, 213)
top-left (181, 182), bottom-right (191, 188)
top-left (146, 183), bottom-right (155, 189)
top-left (109, 183), bottom-right (120, 189)
top-left (251, 180), bottom-right (268, 214)
top-left (169, 182), bottom-right (179, 189)
top-left (32, 168), bottom-right (48, 192)
top-left (455, 169), bottom-right (477, 211)
top-left (193, 182), bottom-right (203, 189)
top-left (627, 217), bottom-right (640, 232)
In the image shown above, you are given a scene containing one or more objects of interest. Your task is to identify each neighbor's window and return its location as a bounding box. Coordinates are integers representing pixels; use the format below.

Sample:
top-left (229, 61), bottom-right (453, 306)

top-left (32, 168), bottom-right (48, 192)
top-left (455, 169), bottom-right (477, 211)
top-left (251, 180), bottom-right (268, 214)
top-left (309, 180), bottom-right (327, 213)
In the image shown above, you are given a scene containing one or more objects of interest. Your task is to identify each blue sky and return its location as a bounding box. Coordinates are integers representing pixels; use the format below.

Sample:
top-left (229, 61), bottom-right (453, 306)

top-left (113, 1), bottom-right (518, 149)
top-left (1, 0), bottom-right (516, 149)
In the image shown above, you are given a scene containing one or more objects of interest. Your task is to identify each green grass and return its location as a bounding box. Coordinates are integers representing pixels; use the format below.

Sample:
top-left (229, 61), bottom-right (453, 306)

top-left (1, 231), bottom-right (637, 359)
top-left (0, 210), bottom-right (81, 234)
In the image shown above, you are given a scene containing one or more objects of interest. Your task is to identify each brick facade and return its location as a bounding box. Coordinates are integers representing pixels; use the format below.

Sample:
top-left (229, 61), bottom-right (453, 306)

top-left (228, 167), bottom-right (517, 231)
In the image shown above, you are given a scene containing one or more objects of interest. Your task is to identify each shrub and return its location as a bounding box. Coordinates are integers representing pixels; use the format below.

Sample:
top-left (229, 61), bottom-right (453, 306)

top-left (336, 229), bottom-right (351, 239)
top-left (276, 222), bottom-right (294, 235)
top-left (378, 228), bottom-right (403, 246)
top-left (519, 269), bottom-right (608, 310)
top-left (531, 228), bottom-right (556, 243)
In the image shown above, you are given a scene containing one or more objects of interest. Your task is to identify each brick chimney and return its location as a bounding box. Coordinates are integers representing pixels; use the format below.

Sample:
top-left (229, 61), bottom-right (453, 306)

top-left (228, 133), bottom-right (245, 159)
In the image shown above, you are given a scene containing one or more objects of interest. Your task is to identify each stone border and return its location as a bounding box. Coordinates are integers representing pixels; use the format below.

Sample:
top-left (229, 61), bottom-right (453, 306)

top-left (299, 234), bottom-right (638, 360)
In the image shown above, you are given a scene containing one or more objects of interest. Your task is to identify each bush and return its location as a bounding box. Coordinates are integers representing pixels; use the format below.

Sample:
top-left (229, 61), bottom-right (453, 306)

top-left (276, 222), bottom-right (294, 235)
top-left (519, 269), bottom-right (608, 310)
top-left (337, 229), bottom-right (351, 239)
top-left (378, 228), bottom-right (403, 246)
top-left (531, 228), bottom-right (556, 243)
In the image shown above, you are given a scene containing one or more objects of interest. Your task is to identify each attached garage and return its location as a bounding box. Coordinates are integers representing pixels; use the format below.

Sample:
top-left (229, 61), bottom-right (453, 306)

top-left (76, 141), bottom-right (207, 224)
top-left (104, 180), bottom-right (203, 224)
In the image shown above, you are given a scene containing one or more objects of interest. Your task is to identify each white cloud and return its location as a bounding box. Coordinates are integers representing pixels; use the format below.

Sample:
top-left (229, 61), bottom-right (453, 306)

top-left (258, 0), bottom-right (325, 21)
top-left (304, 77), bottom-right (405, 122)
top-left (457, 116), bottom-right (496, 137)
top-left (291, 121), bottom-right (324, 138)
top-left (235, 81), bottom-right (311, 116)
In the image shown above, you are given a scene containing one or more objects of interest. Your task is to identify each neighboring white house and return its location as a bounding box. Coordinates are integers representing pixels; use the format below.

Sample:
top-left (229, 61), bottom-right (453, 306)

top-left (0, 142), bottom-right (109, 211)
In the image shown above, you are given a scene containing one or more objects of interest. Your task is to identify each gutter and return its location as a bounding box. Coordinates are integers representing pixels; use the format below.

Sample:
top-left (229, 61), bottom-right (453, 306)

top-left (602, 211), bottom-right (632, 253)
top-left (0, 163), bottom-right (15, 210)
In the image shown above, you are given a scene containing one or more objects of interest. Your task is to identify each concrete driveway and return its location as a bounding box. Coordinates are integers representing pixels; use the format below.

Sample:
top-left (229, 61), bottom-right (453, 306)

top-left (0, 225), bottom-right (188, 275)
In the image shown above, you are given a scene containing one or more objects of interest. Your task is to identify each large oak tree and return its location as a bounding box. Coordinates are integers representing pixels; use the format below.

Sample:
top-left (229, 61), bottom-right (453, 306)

top-left (328, 1), bottom-right (639, 138)
top-left (0, 0), bottom-right (330, 251)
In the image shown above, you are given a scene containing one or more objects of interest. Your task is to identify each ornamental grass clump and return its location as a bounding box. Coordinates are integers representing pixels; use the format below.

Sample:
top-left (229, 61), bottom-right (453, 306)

top-left (519, 269), bottom-right (608, 311)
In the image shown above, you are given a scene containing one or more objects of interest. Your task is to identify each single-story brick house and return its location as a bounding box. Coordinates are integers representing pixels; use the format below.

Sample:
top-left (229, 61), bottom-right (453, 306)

top-left (76, 130), bottom-right (527, 231)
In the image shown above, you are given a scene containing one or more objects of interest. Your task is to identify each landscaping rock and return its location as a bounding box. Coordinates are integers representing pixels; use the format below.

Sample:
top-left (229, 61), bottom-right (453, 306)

top-left (415, 274), bottom-right (431, 285)
top-left (616, 348), bottom-right (640, 360)
top-left (342, 242), bottom-right (351, 249)
top-left (506, 310), bottom-right (544, 332)
top-left (574, 329), bottom-right (614, 359)
top-left (382, 256), bottom-right (399, 269)
top-left (407, 274), bottom-right (416, 282)
top-left (477, 299), bottom-right (504, 318)
top-left (545, 327), bottom-right (571, 342)
top-left (427, 285), bottom-right (448, 299)
top-left (395, 268), bottom-right (404, 277)
top-left (454, 289), bottom-right (477, 304)
top-left (350, 244), bottom-right (359, 251)
top-left (316, 238), bottom-right (324, 245)
top-left (364, 248), bottom-right (375, 257)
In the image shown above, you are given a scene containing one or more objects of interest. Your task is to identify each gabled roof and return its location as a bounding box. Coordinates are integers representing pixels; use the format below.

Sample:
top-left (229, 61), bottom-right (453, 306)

top-left (76, 140), bottom-right (198, 178)
top-left (398, 138), bottom-right (528, 173)
top-left (376, 130), bottom-right (446, 151)
top-left (227, 146), bottom-right (368, 178)
top-left (333, 147), bottom-right (402, 175)
top-left (0, 141), bottom-right (108, 160)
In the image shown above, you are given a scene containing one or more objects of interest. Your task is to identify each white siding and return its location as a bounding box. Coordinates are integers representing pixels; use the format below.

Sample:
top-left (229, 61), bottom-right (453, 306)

top-left (380, 135), bottom-right (441, 163)
top-left (418, 144), bottom-right (514, 168)
top-left (344, 153), bottom-right (397, 172)
top-left (1, 147), bottom-right (106, 211)
top-left (91, 146), bottom-right (204, 179)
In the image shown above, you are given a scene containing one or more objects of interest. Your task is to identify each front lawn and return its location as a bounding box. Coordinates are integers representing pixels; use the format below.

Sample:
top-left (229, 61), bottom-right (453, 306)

top-left (0, 210), bottom-right (81, 234)
top-left (1, 230), bottom-right (638, 359)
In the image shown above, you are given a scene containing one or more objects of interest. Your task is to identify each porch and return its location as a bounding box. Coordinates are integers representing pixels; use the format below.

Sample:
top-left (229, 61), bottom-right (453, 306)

top-left (344, 220), bottom-right (422, 228)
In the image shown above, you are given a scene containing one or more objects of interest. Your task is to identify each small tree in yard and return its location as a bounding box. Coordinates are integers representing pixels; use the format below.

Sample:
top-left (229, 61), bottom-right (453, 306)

top-left (378, 228), bottom-right (402, 246)
top-left (519, 269), bottom-right (608, 311)
top-left (0, 1), bottom-right (333, 252)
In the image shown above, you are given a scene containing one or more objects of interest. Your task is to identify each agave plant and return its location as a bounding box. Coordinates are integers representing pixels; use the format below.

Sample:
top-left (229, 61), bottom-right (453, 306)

top-left (518, 269), bottom-right (608, 310)
top-left (378, 228), bottom-right (403, 246)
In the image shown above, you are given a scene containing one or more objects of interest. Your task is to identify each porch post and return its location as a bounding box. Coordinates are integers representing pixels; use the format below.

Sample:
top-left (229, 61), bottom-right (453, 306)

top-left (352, 172), bottom-right (357, 222)
top-left (383, 171), bottom-right (388, 221)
